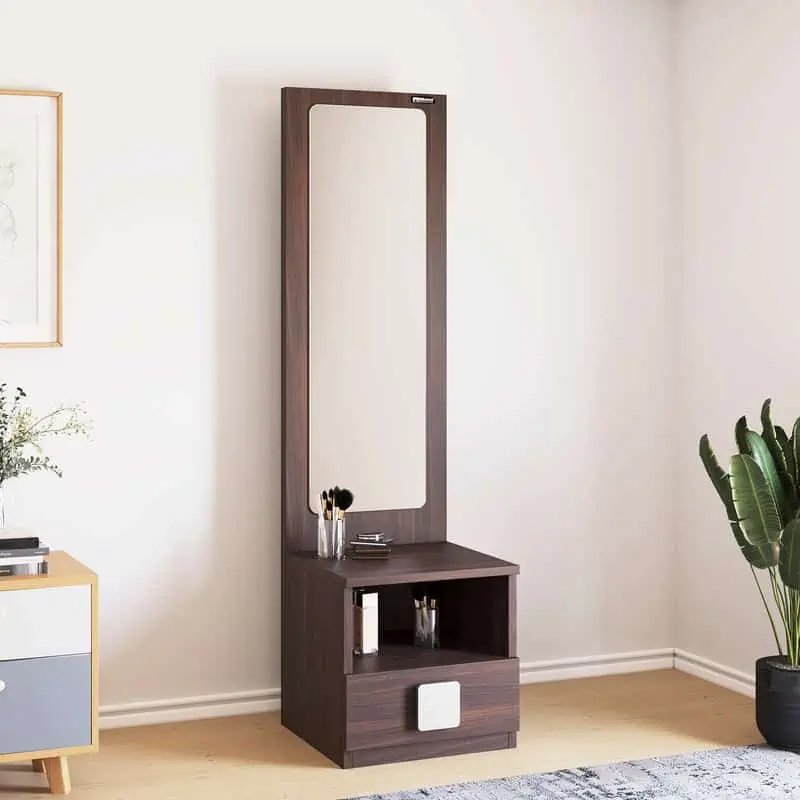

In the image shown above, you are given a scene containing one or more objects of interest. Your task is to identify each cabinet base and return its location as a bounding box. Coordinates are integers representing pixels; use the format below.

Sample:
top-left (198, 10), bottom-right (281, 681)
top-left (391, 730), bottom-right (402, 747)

top-left (343, 732), bottom-right (516, 768)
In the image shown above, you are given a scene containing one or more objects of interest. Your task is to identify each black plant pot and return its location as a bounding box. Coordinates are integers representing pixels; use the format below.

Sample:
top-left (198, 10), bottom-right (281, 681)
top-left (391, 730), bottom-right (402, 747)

top-left (756, 656), bottom-right (800, 751)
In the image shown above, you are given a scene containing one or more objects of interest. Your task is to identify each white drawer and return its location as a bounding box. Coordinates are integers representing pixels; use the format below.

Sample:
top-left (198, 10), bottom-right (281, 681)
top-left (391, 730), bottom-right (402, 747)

top-left (0, 585), bottom-right (91, 661)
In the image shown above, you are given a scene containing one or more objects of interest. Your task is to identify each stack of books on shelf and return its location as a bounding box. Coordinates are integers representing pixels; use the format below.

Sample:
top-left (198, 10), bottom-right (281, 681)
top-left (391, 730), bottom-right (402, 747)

top-left (347, 532), bottom-right (392, 561)
top-left (0, 535), bottom-right (49, 576)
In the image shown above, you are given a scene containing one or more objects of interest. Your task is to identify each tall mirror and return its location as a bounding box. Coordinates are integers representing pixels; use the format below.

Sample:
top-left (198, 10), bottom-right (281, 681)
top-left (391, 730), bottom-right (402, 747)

top-left (307, 104), bottom-right (427, 513)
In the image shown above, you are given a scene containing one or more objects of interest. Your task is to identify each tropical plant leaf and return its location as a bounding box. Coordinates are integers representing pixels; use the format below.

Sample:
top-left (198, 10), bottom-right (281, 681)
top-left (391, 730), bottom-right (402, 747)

top-left (739, 534), bottom-right (779, 569)
top-left (735, 416), bottom-right (750, 454)
top-left (730, 453), bottom-right (783, 546)
top-left (780, 520), bottom-right (800, 590)
top-left (777, 425), bottom-right (795, 493)
top-left (792, 418), bottom-right (800, 490)
top-left (761, 398), bottom-right (798, 507)
top-left (700, 434), bottom-right (734, 508)
top-left (700, 437), bottom-right (778, 568)
top-left (745, 429), bottom-right (789, 525)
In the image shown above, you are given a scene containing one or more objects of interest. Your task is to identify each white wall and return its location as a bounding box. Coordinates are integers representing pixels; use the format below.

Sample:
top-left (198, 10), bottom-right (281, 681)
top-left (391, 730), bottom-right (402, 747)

top-left (0, 0), bottom-right (675, 710)
top-left (676, 1), bottom-right (800, 674)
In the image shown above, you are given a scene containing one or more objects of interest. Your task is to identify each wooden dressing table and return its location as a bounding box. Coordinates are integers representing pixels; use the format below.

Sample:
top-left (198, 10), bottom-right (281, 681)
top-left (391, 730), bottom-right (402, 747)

top-left (281, 87), bottom-right (520, 768)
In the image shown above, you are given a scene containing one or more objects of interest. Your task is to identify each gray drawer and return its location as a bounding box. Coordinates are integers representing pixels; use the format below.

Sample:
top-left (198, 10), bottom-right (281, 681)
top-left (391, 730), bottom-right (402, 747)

top-left (0, 654), bottom-right (91, 755)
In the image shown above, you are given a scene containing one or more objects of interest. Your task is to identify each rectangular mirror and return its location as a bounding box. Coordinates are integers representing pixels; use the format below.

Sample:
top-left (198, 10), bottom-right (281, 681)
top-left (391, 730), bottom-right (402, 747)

top-left (307, 104), bottom-right (427, 513)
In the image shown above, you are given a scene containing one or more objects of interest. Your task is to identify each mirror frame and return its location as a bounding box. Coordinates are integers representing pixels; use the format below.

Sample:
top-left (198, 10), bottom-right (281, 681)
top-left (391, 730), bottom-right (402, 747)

top-left (281, 86), bottom-right (446, 553)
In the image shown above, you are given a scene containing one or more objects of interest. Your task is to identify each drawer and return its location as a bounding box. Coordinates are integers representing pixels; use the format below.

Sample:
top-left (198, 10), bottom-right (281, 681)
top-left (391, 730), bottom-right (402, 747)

top-left (0, 586), bottom-right (91, 662)
top-left (346, 658), bottom-right (519, 751)
top-left (0, 654), bottom-right (92, 755)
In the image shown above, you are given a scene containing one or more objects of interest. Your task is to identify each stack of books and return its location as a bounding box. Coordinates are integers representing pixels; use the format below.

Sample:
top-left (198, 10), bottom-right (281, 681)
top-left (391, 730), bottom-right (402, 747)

top-left (0, 535), bottom-right (49, 576)
top-left (347, 532), bottom-right (392, 560)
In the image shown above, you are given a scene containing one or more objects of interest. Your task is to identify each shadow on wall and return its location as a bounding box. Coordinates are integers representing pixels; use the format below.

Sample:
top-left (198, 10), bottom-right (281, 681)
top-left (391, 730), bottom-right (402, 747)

top-left (99, 76), bottom-right (283, 714)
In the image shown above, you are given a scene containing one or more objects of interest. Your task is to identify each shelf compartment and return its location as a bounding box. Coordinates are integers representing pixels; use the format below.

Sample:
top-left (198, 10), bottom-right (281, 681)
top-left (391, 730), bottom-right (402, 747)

top-left (291, 541), bottom-right (519, 588)
top-left (349, 575), bottom-right (515, 675)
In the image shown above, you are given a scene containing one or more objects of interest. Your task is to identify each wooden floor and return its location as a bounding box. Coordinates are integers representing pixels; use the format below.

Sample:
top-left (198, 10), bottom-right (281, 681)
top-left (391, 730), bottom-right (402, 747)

top-left (0, 670), bottom-right (759, 799)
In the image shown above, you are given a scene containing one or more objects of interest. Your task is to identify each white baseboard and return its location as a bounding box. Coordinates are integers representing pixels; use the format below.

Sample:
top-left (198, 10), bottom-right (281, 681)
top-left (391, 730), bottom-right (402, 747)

top-left (520, 648), bottom-right (674, 684)
top-left (100, 648), bottom-right (675, 730)
top-left (100, 688), bottom-right (281, 730)
top-left (673, 649), bottom-right (755, 697)
top-left (100, 650), bottom-right (754, 730)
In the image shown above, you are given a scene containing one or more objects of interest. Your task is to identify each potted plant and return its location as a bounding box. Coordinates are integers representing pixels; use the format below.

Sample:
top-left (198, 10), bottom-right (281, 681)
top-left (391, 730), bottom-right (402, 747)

top-left (700, 398), bottom-right (800, 751)
top-left (0, 383), bottom-right (91, 528)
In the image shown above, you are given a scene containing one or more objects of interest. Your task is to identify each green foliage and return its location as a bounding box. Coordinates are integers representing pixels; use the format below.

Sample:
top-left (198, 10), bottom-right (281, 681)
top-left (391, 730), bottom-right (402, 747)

top-left (700, 399), bottom-right (800, 665)
top-left (0, 383), bottom-right (91, 485)
top-left (729, 454), bottom-right (782, 546)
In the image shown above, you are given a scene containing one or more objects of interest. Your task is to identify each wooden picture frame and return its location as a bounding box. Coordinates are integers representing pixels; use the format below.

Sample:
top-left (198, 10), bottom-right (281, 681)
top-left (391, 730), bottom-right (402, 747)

top-left (0, 89), bottom-right (62, 347)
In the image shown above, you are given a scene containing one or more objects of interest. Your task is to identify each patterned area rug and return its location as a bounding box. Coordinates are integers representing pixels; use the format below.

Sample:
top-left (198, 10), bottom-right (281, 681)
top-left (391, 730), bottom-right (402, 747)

top-left (345, 745), bottom-right (800, 799)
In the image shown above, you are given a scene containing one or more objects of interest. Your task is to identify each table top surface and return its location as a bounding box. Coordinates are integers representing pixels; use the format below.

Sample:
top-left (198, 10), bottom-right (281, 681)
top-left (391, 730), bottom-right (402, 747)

top-left (289, 541), bottom-right (519, 587)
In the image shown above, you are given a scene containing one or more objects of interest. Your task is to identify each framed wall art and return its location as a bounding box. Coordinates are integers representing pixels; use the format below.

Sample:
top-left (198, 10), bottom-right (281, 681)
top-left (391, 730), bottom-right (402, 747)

top-left (0, 89), bottom-right (62, 347)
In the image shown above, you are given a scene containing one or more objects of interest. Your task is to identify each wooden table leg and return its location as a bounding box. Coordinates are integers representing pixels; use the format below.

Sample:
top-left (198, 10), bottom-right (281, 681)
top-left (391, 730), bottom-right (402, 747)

top-left (42, 756), bottom-right (71, 795)
top-left (32, 758), bottom-right (46, 773)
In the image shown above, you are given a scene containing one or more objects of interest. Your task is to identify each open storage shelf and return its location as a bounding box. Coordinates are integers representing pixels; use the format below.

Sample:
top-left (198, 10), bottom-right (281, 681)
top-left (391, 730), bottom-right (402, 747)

top-left (345, 566), bottom-right (517, 676)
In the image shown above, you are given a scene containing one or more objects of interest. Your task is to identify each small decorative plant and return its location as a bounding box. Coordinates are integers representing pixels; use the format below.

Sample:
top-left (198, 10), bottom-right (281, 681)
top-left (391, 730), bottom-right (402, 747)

top-left (700, 398), bottom-right (800, 666)
top-left (0, 383), bottom-right (91, 525)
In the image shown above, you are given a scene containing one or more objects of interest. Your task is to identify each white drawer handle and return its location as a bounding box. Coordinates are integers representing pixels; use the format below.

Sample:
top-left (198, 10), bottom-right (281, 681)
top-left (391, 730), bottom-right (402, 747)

top-left (0, 680), bottom-right (5, 693)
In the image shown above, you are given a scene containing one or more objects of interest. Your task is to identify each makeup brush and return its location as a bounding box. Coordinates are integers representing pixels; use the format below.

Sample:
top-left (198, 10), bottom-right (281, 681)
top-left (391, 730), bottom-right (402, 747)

top-left (337, 488), bottom-right (354, 514)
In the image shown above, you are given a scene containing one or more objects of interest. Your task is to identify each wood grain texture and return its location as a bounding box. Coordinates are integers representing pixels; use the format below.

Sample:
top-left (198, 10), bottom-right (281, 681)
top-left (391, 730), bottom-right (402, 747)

top-left (345, 658), bottom-right (519, 752)
top-left (351, 644), bottom-right (507, 675)
top-left (43, 755), bottom-right (70, 794)
top-left (347, 732), bottom-right (512, 768)
top-left (289, 542), bottom-right (519, 588)
top-left (0, 744), bottom-right (95, 767)
top-left (281, 556), bottom-right (348, 766)
top-left (281, 86), bottom-right (447, 553)
top-left (435, 576), bottom-right (512, 658)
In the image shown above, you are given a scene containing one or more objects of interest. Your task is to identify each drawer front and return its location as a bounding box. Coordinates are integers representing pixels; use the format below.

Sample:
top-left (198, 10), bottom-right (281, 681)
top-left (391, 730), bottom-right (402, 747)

top-left (0, 654), bottom-right (91, 755)
top-left (346, 658), bottom-right (519, 751)
top-left (0, 586), bottom-right (91, 661)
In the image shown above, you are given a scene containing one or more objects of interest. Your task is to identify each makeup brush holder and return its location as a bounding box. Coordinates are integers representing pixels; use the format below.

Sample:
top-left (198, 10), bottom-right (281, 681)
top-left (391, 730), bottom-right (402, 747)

top-left (316, 517), bottom-right (333, 559)
top-left (317, 517), bottom-right (345, 560)
top-left (333, 516), bottom-right (345, 560)
top-left (413, 602), bottom-right (440, 649)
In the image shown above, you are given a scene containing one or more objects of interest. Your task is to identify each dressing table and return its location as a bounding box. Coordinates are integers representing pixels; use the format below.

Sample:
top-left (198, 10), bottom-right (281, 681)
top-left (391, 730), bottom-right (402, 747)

top-left (281, 87), bottom-right (520, 768)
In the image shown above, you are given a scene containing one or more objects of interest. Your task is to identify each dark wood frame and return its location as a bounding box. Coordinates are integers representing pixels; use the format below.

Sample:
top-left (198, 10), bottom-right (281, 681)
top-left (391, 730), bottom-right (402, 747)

top-left (281, 86), bottom-right (446, 554)
top-left (281, 86), bottom-right (519, 768)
